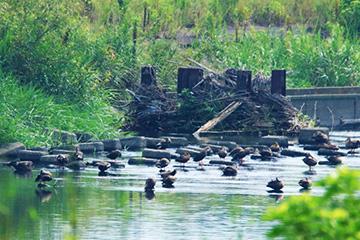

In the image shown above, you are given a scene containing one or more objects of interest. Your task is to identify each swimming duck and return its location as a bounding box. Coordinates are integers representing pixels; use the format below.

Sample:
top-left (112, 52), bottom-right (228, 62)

top-left (217, 147), bottom-right (228, 160)
top-left (267, 177), bottom-right (284, 191)
top-left (7, 161), bottom-right (33, 172)
top-left (107, 149), bottom-right (122, 161)
top-left (145, 177), bottom-right (156, 191)
top-left (160, 169), bottom-right (177, 179)
top-left (298, 177), bottom-right (312, 189)
top-left (193, 146), bottom-right (211, 166)
top-left (345, 137), bottom-right (360, 153)
top-left (326, 155), bottom-right (342, 165)
top-left (156, 137), bottom-right (172, 150)
top-left (155, 158), bottom-right (170, 171)
top-left (34, 170), bottom-right (53, 185)
top-left (56, 154), bottom-right (69, 167)
top-left (311, 131), bottom-right (328, 145)
top-left (97, 161), bottom-right (111, 172)
top-left (270, 142), bottom-right (281, 154)
top-left (175, 152), bottom-right (190, 167)
top-left (302, 153), bottom-right (318, 171)
top-left (221, 165), bottom-right (238, 176)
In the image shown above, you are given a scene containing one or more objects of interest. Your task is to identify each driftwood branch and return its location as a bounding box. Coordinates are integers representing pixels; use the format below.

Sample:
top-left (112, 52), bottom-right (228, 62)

top-left (187, 58), bottom-right (221, 75)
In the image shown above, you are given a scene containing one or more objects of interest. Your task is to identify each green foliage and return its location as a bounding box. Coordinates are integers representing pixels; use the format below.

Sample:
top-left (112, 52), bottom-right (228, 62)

top-left (263, 166), bottom-right (360, 239)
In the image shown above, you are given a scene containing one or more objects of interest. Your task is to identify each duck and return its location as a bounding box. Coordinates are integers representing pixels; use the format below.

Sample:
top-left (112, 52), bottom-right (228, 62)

top-left (345, 137), bottom-right (360, 153)
top-left (72, 147), bottom-right (84, 161)
top-left (326, 155), bottom-right (342, 165)
top-left (311, 131), bottom-right (328, 145)
top-left (302, 153), bottom-right (318, 171)
top-left (229, 147), bottom-right (244, 157)
top-left (217, 147), bottom-right (228, 160)
top-left (97, 161), bottom-right (111, 172)
top-left (193, 146), bottom-right (211, 166)
top-left (270, 142), bottom-right (281, 154)
top-left (7, 160), bottom-right (33, 172)
top-left (156, 137), bottom-right (172, 150)
top-left (232, 147), bottom-right (253, 165)
top-left (34, 170), bottom-right (53, 186)
top-left (321, 142), bottom-right (339, 151)
top-left (56, 154), bottom-right (69, 167)
top-left (260, 148), bottom-right (273, 159)
top-left (145, 177), bottom-right (156, 191)
top-left (175, 152), bottom-right (190, 167)
top-left (155, 158), bottom-right (170, 171)
top-left (298, 177), bottom-right (312, 189)
top-left (160, 169), bottom-right (177, 179)
top-left (267, 177), bottom-right (284, 191)
top-left (221, 165), bottom-right (238, 176)
top-left (162, 175), bottom-right (176, 187)
top-left (107, 149), bottom-right (122, 161)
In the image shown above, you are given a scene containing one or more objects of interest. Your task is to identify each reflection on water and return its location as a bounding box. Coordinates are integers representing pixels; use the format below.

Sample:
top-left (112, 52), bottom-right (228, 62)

top-left (1, 132), bottom-right (360, 239)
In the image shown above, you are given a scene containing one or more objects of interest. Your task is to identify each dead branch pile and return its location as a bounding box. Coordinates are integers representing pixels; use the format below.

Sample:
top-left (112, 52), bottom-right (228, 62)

top-left (122, 70), bottom-right (310, 134)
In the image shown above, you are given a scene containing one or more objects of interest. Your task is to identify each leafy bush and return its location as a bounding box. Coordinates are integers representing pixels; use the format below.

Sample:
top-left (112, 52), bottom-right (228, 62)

top-left (263, 166), bottom-right (360, 239)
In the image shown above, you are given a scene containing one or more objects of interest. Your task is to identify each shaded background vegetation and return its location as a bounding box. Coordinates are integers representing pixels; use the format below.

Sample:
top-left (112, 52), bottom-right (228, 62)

top-left (1, 0), bottom-right (360, 146)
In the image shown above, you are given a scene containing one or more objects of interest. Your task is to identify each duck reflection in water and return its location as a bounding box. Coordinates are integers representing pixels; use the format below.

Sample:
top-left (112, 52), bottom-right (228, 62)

top-left (35, 189), bottom-right (53, 202)
top-left (144, 178), bottom-right (156, 200)
top-left (268, 193), bottom-right (284, 203)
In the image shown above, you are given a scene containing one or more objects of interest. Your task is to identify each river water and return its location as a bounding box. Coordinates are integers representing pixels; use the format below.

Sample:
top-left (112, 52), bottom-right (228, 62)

top-left (1, 131), bottom-right (360, 240)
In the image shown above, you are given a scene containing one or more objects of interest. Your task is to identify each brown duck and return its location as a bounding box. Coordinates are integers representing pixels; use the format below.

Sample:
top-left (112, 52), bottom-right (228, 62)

top-left (160, 169), bottom-right (177, 179)
top-left (97, 161), bottom-right (111, 172)
top-left (162, 175), bottom-right (176, 187)
top-left (267, 177), bottom-right (284, 191)
top-left (107, 149), bottom-right (122, 161)
top-left (270, 142), bottom-right (281, 154)
top-left (34, 170), bottom-right (53, 185)
top-left (302, 153), bottom-right (318, 171)
top-left (193, 146), bottom-right (211, 166)
top-left (175, 152), bottom-right (190, 167)
top-left (232, 147), bottom-right (252, 165)
top-left (221, 165), bottom-right (238, 176)
top-left (72, 147), bottom-right (84, 161)
top-left (229, 147), bottom-right (244, 157)
top-left (145, 177), bottom-right (156, 191)
top-left (298, 177), bottom-right (312, 189)
top-left (56, 154), bottom-right (69, 167)
top-left (217, 147), bottom-right (228, 160)
top-left (346, 137), bottom-right (360, 153)
top-left (7, 161), bottom-right (33, 172)
top-left (260, 148), bottom-right (273, 159)
top-left (326, 155), bottom-right (342, 165)
top-left (155, 158), bottom-right (170, 171)
top-left (311, 131), bottom-right (328, 145)
top-left (156, 137), bottom-right (172, 150)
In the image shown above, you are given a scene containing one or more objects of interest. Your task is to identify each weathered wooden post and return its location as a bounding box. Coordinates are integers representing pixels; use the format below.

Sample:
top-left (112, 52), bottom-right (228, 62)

top-left (271, 69), bottom-right (286, 95)
top-left (236, 70), bottom-right (252, 92)
top-left (177, 68), bottom-right (203, 93)
top-left (141, 65), bottom-right (157, 86)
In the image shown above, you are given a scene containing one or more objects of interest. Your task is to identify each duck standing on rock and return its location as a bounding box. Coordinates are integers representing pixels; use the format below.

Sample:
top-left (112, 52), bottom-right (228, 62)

top-left (155, 158), bottom-right (170, 171)
top-left (97, 161), bottom-right (111, 172)
top-left (260, 148), bottom-right (273, 159)
top-left (72, 147), bottom-right (84, 161)
top-left (270, 142), bottom-right (281, 155)
top-left (56, 154), bottom-right (69, 168)
top-left (217, 147), bottom-right (228, 161)
top-left (326, 155), bottom-right (342, 165)
top-left (298, 177), bottom-right (312, 189)
top-left (107, 149), bottom-right (122, 162)
top-left (34, 170), bottom-right (53, 187)
top-left (175, 152), bottom-right (190, 167)
top-left (267, 177), bottom-right (284, 192)
top-left (302, 153), bottom-right (318, 171)
top-left (232, 147), bottom-right (252, 165)
top-left (156, 137), bottom-right (172, 150)
top-left (193, 146), bottom-right (211, 167)
top-left (311, 131), bottom-right (328, 145)
top-left (7, 161), bottom-right (33, 172)
top-left (345, 137), bottom-right (360, 153)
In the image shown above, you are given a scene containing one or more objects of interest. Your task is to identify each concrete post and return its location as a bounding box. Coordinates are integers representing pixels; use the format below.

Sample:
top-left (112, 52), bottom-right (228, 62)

top-left (271, 69), bottom-right (286, 95)
top-left (177, 68), bottom-right (203, 93)
top-left (141, 66), bottom-right (157, 86)
top-left (236, 70), bottom-right (252, 92)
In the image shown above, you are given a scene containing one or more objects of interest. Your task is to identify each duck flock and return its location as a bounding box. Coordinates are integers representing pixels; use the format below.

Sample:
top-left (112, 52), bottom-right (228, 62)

top-left (3, 131), bottom-right (359, 199)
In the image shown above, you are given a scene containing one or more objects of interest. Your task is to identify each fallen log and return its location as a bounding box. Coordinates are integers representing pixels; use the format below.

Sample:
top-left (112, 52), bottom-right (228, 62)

top-left (193, 101), bottom-right (243, 136)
